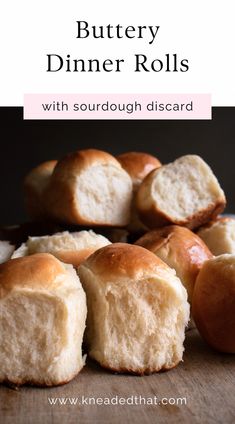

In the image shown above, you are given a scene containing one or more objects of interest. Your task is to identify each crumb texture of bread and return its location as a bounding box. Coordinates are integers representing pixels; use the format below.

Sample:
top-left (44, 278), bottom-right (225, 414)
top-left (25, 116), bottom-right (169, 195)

top-left (44, 149), bottom-right (133, 227)
top-left (197, 217), bottom-right (235, 255)
top-left (24, 160), bottom-right (57, 219)
top-left (136, 155), bottom-right (226, 230)
top-left (78, 243), bottom-right (189, 375)
top-left (12, 230), bottom-right (111, 267)
top-left (0, 253), bottom-right (87, 386)
top-left (192, 254), bottom-right (235, 353)
top-left (117, 152), bottom-right (162, 233)
top-left (0, 241), bottom-right (15, 264)
top-left (135, 225), bottom-right (213, 303)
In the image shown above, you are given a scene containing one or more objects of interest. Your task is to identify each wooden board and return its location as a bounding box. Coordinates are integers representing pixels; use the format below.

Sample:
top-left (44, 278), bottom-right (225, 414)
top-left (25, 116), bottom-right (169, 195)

top-left (0, 329), bottom-right (234, 424)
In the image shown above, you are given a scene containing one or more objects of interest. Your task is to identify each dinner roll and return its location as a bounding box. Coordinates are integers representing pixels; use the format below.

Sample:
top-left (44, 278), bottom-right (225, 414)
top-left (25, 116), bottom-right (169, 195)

top-left (135, 225), bottom-right (213, 303)
top-left (197, 217), bottom-right (235, 255)
top-left (117, 152), bottom-right (161, 189)
top-left (192, 254), bottom-right (235, 353)
top-left (12, 230), bottom-right (111, 267)
top-left (0, 240), bottom-right (15, 264)
top-left (117, 151), bottom-right (161, 233)
top-left (44, 149), bottom-right (133, 227)
top-left (24, 160), bottom-right (57, 220)
top-left (78, 243), bottom-right (189, 375)
top-left (0, 253), bottom-right (87, 386)
top-left (136, 155), bottom-right (226, 230)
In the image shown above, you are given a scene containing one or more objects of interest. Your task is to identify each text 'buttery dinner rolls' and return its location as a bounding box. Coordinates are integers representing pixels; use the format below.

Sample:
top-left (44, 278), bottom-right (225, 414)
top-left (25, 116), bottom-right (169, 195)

top-left (136, 155), bottom-right (226, 230)
top-left (0, 253), bottom-right (87, 386)
top-left (12, 230), bottom-right (111, 267)
top-left (135, 225), bottom-right (213, 304)
top-left (24, 160), bottom-right (57, 220)
top-left (44, 149), bottom-right (133, 227)
top-left (192, 255), bottom-right (235, 353)
top-left (197, 217), bottom-right (235, 256)
top-left (117, 152), bottom-right (162, 233)
top-left (0, 241), bottom-right (15, 264)
top-left (78, 243), bottom-right (190, 375)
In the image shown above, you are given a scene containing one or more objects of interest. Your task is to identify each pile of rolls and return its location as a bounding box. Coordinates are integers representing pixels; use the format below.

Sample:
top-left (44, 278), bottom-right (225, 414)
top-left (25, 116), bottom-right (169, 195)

top-left (0, 148), bottom-right (234, 387)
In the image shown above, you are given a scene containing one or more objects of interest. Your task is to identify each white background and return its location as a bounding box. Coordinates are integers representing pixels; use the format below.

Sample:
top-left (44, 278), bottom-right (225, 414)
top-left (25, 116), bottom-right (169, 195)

top-left (1, 0), bottom-right (235, 106)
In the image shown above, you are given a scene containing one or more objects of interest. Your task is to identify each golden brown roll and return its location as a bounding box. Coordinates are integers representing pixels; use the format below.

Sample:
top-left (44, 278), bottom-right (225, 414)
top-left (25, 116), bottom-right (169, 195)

top-left (44, 149), bottom-right (133, 227)
top-left (0, 253), bottom-right (87, 386)
top-left (136, 155), bottom-right (226, 230)
top-left (24, 160), bottom-right (57, 220)
top-left (117, 151), bottom-right (161, 189)
top-left (135, 225), bottom-right (213, 303)
top-left (192, 254), bottom-right (235, 353)
top-left (197, 216), bottom-right (235, 255)
top-left (78, 243), bottom-right (189, 375)
top-left (117, 151), bottom-right (161, 232)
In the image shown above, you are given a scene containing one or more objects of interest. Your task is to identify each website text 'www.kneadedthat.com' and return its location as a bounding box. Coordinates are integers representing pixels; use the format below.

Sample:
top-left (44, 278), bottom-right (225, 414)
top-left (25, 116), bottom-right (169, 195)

top-left (48, 395), bottom-right (187, 407)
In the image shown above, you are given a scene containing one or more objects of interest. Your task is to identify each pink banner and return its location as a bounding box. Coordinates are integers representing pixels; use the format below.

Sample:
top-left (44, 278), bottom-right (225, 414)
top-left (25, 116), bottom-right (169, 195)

top-left (24, 94), bottom-right (211, 120)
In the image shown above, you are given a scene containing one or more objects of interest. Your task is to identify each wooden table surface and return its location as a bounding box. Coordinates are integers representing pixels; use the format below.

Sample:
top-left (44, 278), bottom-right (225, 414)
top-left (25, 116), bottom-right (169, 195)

top-left (0, 329), bottom-right (234, 424)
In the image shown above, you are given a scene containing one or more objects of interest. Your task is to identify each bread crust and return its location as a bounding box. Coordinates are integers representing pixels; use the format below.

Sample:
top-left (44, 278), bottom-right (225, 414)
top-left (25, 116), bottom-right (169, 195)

top-left (1, 368), bottom-right (83, 388)
top-left (117, 151), bottom-right (161, 187)
top-left (0, 253), bottom-right (66, 294)
top-left (53, 149), bottom-right (120, 174)
top-left (80, 242), bottom-right (170, 281)
top-left (44, 149), bottom-right (132, 226)
top-left (192, 255), bottom-right (235, 353)
top-left (90, 357), bottom-right (180, 376)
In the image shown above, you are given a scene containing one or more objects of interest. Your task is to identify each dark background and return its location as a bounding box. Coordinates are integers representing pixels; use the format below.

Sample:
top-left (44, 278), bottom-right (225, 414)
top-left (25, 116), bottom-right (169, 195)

top-left (1, 107), bottom-right (235, 225)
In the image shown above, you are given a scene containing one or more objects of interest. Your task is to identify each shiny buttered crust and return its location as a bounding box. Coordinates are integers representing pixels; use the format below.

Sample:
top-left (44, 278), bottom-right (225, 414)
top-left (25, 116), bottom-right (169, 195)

top-left (78, 243), bottom-right (189, 375)
top-left (0, 253), bottom-right (87, 386)
top-left (192, 254), bottom-right (235, 353)
top-left (136, 155), bottom-right (226, 230)
top-left (44, 149), bottom-right (133, 227)
top-left (117, 152), bottom-right (161, 233)
top-left (12, 230), bottom-right (111, 267)
top-left (135, 225), bottom-right (213, 303)
top-left (197, 217), bottom-right (235, 256)
top-left (0, 240), bottom-right (15, 264)
top-left (117, 151), bottom-right (161, 189)
top-left (24, 160), bottom-right (57, 220)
